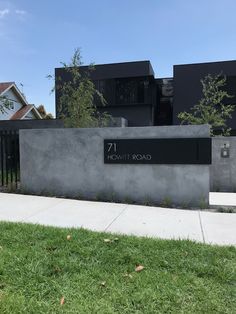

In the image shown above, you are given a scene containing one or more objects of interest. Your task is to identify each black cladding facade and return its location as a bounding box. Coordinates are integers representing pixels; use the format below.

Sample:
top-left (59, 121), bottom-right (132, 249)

top-left (55, 61), bottom-right (173, 127)
top-left (55, 59), bottom-right (236, 130)
top-left (173, 60), bottom-right (236, 131)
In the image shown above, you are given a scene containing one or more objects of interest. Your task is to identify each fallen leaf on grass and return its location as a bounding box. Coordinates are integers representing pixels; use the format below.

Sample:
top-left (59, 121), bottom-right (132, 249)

top-left (100, 281), bottom-right (106, 287)
top-left (60, 296), bottom-right (65, 305)
top-left (123, 273), bottom-right (133, 279)
top-left (54, 266), bottom-right (62, 273)
top-left (104, 237), bottom-right (120, 243)
top-left (103, 239), bottom-right (111, 243)
top-left (135, 265), bottom-right (145, 272)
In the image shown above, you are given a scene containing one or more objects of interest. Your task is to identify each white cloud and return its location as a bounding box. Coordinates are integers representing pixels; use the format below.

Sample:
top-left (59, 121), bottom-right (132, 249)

top-left (0, 8), bottom-right (9, 18)
top-left (15, 9), bottom-right (26, 15)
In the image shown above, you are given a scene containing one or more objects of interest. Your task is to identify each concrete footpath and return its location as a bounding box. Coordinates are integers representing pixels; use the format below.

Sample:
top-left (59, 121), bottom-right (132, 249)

top-left (0, 192), bottom-right (235, 246)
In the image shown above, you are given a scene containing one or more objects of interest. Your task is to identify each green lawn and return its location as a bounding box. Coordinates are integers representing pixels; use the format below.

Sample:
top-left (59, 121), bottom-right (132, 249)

top-left (0, 222), bottom-right (235, 314)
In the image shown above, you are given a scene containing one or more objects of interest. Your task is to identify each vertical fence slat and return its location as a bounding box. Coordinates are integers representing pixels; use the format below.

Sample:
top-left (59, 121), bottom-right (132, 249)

top-left (0, 130), bottom-right (20, 191)
top-left (3, 131), bottom-right (6, 186)
top-left (10, 131), bottom-right (13, 186)
top-left (6, 131), bottom-right (9, 186)
top-left (14, 131), bottom-right (18, 189)
top-left (0, 131), bottom-right (4, 186)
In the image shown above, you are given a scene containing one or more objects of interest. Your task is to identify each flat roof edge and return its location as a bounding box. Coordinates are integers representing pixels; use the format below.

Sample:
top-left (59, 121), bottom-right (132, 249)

top-left (174, 59), bottom-right (236, 68)
top-left (55, 60), bottom-right (152, 70)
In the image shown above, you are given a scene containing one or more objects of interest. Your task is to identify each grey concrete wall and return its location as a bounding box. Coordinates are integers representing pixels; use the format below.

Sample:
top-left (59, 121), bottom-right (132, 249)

top-left (210, 137), bottom-right (236, 192)
top-left (20, 125), bottom-right (210, 206)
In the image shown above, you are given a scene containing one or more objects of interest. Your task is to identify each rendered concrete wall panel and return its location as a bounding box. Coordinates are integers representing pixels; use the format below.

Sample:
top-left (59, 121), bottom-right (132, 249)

top-left (20, 125), bottom-right (210, 206)
top-left (210, 137), bottom-right (236, 191)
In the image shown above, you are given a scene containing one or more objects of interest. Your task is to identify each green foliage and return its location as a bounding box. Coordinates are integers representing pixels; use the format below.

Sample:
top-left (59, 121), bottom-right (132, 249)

top-left (55, 48), bottom-right (111, 128)
top-left (199, 197), bottom-right (209, 210)
top-left (216, 206), bottom-right (236, 213)
top-left (37, 104), bottom-right (53, 119)
top-left (0, 95), bottom-right (11, 114)
top-left (161, 196), bottom-right (172, 208)
top-left (0, 222), bottom-right (235, 313)
top-left (178, 74), bottom-right (235, 136)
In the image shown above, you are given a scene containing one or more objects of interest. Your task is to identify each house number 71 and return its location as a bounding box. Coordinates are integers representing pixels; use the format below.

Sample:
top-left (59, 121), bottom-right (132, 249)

top-left (107, 142), bottom-right (117, 152)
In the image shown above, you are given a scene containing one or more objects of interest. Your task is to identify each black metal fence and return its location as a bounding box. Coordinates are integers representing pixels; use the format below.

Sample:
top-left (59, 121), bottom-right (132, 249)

top-left (0, 130), bottom-right (20, 190)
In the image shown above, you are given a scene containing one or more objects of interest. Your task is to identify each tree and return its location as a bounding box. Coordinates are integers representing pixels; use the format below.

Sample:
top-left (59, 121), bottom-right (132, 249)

top-left (0, 95), bottom-right (11, 114)
top-left (54, 48), bottom-right (110, 128)
top-left (178, 74), bottom-right (235, 136)
top-left (37, 105), bottom-right (53, 119)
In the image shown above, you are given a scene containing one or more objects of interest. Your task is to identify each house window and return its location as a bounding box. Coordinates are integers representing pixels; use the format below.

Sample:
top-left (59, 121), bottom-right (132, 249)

top-left (115, 78), bottom-right (145, 105)
top-left (93, 79), bottom-right (114, 106)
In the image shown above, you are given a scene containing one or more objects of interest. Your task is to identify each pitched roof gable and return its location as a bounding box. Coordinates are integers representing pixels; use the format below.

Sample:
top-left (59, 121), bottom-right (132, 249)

top-left (10, 105), bottom-right (34, 120)
top-left (10, 105), bottom-right (42, 120)
top-left (0, 82), bottom-right (14, 94)
top-left (1, 82), bottom-right (42, 120)
top-left (0, 81), bottom-right (28, 107)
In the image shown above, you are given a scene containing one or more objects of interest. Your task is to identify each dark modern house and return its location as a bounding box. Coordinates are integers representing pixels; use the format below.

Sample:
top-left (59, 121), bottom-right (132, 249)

top-left (173, 60), bottom-right (236, 129)
top-left (55, 59), bottom-right (236, 130)
top-left (55, 61), bottom-right (173, 127)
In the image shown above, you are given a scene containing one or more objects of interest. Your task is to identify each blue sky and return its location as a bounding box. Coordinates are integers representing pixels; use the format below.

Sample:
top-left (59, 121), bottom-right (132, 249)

top-left (0, 0), bottom-right (236, 116)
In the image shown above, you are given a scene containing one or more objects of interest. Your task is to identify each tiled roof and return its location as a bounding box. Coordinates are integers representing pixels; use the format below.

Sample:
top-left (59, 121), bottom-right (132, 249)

top-left (0, 82), bottom-right (14, 94)
top-left (10, 105), bottom-right (33, 120)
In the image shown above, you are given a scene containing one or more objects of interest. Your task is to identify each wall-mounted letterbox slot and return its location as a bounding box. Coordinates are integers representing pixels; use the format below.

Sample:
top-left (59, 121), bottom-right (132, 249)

top-left (221, 143), bottom-right (230, 158)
